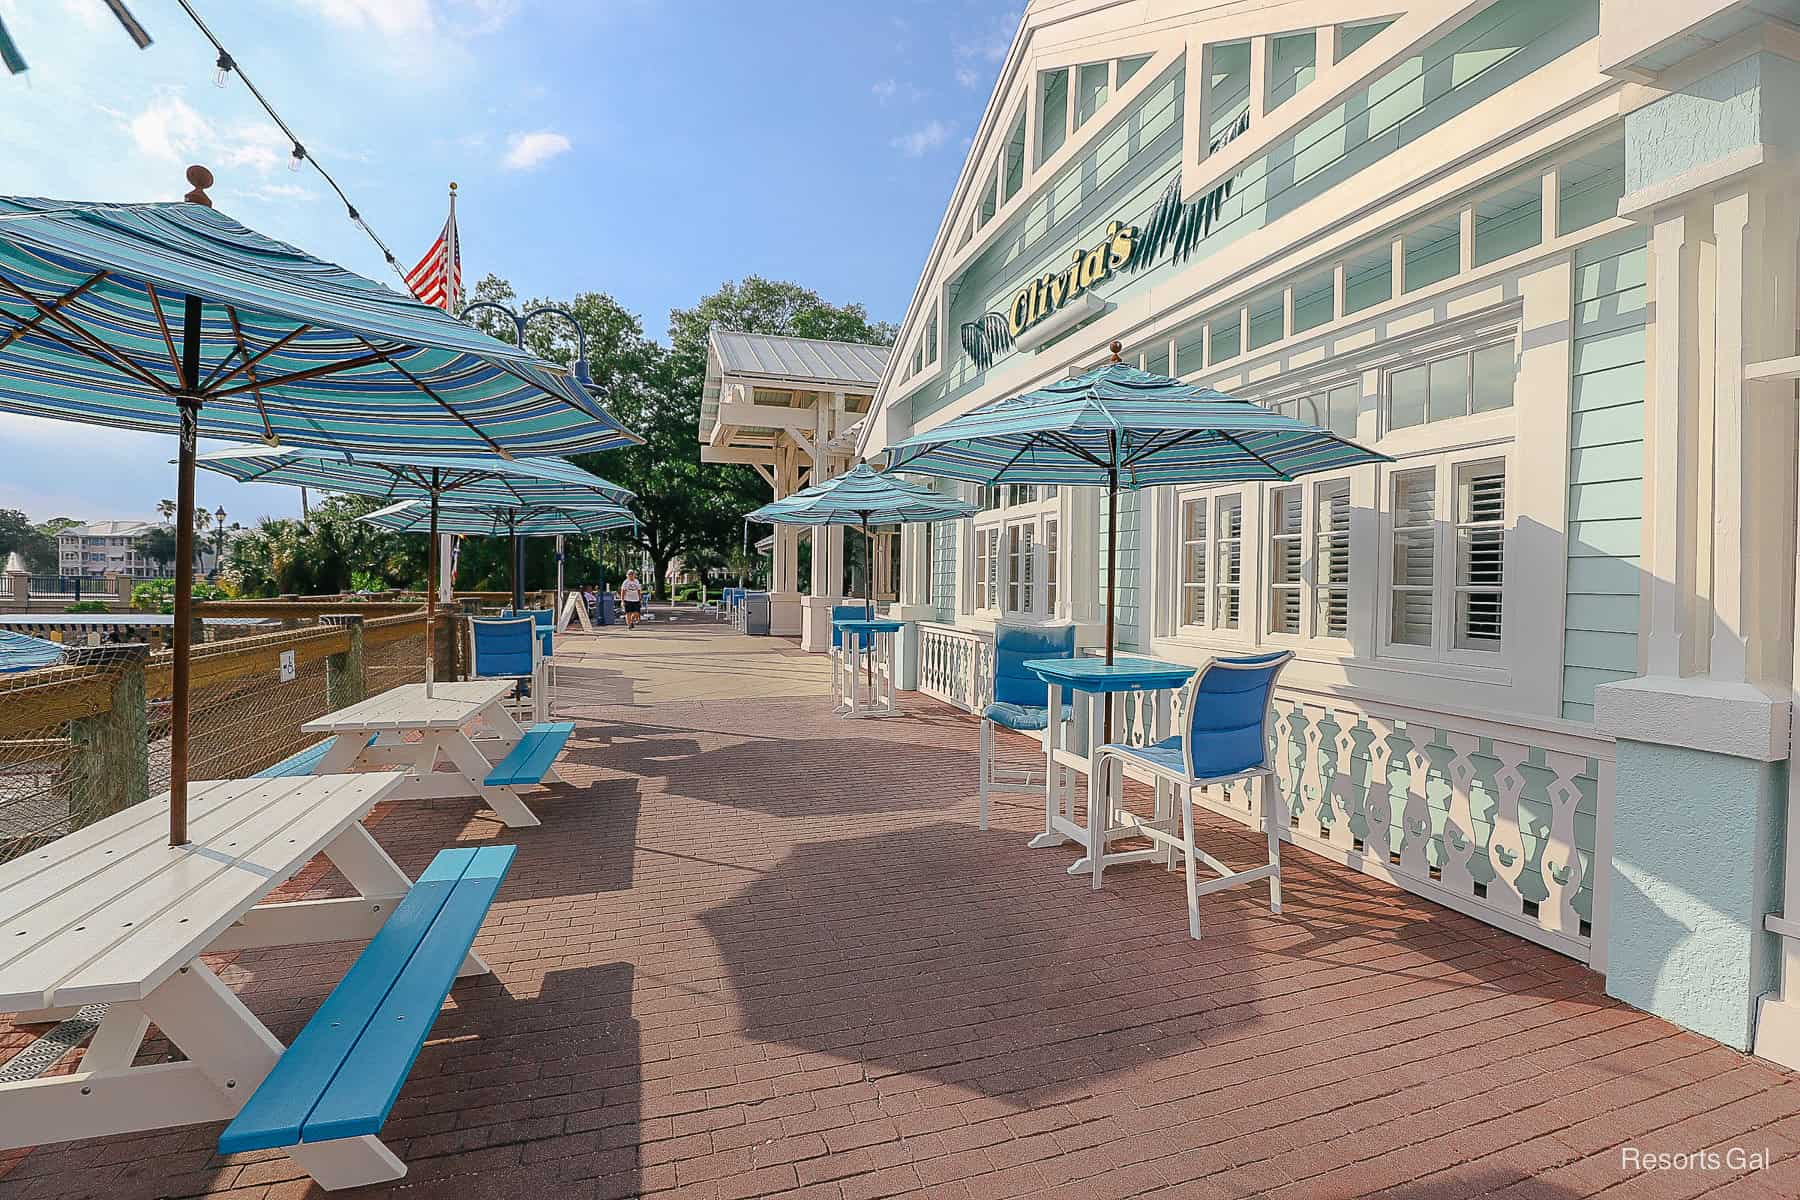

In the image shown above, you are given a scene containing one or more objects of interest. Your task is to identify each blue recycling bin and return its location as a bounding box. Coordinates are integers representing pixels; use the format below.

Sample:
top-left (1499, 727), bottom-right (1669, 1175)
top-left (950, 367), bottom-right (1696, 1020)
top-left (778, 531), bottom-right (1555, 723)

top-left (597, 592), bottom-right (618, 626)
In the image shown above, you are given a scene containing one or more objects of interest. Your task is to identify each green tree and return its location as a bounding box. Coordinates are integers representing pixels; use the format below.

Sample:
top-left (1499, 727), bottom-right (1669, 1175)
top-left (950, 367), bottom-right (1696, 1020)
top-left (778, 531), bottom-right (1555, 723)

top-left (453, 273), bottom-right (893, 594)
top-left (0, 509), bottom-right (58, 572)
top-left (135, 525), bottom-right (177, 575)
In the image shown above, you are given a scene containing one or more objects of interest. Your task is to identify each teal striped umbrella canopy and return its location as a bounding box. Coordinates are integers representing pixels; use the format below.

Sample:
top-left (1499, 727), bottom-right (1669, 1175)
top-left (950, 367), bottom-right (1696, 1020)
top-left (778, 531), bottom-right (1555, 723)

top-left (746, 464), bottom-right (975, 526)
top-left (0, 196), bottom-right (635, 455)
top-left (885, 362), bottom-right (1385, 487)
top-left (746, 464), bottom-right (974, 616)
top-left (885, 358), bottom-right (1389, 664)
top-left (196, 445), bottom-right (634, 506)
top-left (361, 499), bottom-right (637, 537)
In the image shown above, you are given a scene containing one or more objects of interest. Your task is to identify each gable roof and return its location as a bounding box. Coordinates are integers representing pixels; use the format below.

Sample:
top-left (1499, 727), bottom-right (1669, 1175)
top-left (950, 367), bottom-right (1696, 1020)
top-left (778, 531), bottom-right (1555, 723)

top-left (709, 330), bottom-right (889, 389)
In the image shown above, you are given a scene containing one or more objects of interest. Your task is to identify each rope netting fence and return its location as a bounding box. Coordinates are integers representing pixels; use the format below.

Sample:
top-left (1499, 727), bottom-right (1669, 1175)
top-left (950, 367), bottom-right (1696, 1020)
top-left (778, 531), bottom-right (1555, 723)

top-left (0, 610), bottom-right (428, 865)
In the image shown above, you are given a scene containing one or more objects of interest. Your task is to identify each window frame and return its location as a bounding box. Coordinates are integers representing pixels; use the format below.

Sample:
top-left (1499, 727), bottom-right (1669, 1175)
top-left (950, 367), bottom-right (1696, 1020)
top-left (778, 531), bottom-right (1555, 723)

top-left (969, 486), bottom-right (1061, 622)
top-left (1382, 340), bottom-right (1517, 435)
top-left (1376, 448), bottom-right (1512, 667)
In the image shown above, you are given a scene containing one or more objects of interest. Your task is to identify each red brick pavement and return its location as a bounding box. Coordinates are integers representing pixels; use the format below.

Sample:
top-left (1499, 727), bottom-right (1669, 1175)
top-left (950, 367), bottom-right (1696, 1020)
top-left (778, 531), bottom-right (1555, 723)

top-left (3, 621), bottom-right (1799, 1200)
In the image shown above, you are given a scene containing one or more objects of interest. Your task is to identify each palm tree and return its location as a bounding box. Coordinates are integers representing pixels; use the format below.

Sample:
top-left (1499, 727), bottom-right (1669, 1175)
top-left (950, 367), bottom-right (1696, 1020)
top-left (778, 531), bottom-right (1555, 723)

top-left (156, 498), bottom-right (176, 523)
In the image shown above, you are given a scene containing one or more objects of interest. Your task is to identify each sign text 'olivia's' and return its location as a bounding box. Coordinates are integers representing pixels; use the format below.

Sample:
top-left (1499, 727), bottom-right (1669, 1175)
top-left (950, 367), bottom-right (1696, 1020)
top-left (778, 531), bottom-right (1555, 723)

top-left (1007, 220), bottom-right (1138, 339)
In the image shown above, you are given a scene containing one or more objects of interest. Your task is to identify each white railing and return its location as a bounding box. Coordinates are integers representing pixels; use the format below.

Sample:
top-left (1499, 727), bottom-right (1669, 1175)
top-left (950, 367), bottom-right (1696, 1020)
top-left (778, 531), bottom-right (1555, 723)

top-left (906, 623), bottom-right (1616, 968)
top-left (917, 622), bottom-right (992, 714)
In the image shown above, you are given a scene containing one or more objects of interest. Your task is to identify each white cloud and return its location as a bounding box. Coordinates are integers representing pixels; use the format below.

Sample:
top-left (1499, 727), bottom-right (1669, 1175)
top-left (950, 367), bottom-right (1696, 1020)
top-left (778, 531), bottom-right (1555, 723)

top-left (871, 78), bottom-right (925, 105)
top-left (502, 130), bottom-right (571, 170)
top-left (227, 182), bottom-right (317, 204)
top-left (294, 0), bottom-right (517, 39)
top-left (892, 120), bottom-right (952, 157)
top-left (952, 6), bottom-right (1022, 90)
top-left (105, 89), bottom-right (294, 179)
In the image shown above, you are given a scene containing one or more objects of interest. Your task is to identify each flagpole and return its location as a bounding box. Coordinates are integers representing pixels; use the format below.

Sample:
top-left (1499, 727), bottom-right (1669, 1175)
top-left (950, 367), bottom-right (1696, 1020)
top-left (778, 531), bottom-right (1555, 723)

top-left (446, 182), bottom-right (461, 313)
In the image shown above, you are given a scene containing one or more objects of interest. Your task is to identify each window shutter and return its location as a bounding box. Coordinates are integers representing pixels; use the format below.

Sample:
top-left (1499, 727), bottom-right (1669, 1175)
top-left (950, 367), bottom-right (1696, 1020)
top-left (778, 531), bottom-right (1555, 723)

top-left (1181, 498), bottom-right (1207, 626)
top-left (1455, 464), bottom-right (1505, 650)
top-left (1314, 480), bottom-right (1351, 638)
top-left (1214, 496), bottom-right (1242, 629)
top-left (1389, 469), bottom-right (1435, 646)
top-left (1269, 487), bottom-right (1302, 634)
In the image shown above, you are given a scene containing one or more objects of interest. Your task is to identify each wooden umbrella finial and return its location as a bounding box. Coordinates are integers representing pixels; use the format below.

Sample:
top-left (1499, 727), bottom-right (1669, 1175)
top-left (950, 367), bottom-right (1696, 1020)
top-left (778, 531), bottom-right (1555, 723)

top-left (1109, 341), bottom-right (1123, 363)
top-left (184, 164), bottom-right (214, 207)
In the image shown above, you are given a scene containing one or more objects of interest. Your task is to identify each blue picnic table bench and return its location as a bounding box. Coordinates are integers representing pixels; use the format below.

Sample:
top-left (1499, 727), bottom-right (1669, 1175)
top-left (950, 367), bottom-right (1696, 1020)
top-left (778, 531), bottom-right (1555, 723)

top-left (218, 844), bottom-right (516, 1156)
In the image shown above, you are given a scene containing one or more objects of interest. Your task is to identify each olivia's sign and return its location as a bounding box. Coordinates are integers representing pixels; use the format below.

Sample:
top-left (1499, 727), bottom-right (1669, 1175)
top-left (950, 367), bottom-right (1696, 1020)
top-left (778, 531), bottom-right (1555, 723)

top-left (1006, 219), bottom-right (1138, 339)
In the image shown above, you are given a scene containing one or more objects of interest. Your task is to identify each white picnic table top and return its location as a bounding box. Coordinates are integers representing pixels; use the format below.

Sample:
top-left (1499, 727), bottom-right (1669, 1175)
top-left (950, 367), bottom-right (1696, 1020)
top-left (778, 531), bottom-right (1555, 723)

top-left (0, 773), bottom-right (403, 1013)
top-left (303, 679), bottom-right (516, 734)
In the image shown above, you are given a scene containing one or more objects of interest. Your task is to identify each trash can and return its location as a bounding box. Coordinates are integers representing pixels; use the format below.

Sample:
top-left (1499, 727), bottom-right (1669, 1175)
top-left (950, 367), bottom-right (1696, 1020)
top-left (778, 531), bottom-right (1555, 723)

top-left (743, 591), bottom-right (772, 636)
top-left (597, 592), bottom-right (617, 626)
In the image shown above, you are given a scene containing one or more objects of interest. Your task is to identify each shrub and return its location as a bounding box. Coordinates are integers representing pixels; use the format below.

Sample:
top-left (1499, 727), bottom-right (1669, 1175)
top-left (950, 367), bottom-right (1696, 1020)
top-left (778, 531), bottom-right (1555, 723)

top-left (64, 600), bottom-right (110, 614)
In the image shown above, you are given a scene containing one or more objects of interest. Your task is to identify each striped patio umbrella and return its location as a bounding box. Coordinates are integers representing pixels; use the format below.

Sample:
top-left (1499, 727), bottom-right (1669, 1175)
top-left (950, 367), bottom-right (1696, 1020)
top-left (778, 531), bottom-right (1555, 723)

top-left (195, 446), bottom-right (635, 688)
top-left (746, 463), bottom-right (976, 617)
top-left (0, 187), bottom-right (637, 844)
top-left (885, 346), bottom-right (1388, 663)
top-left (361, 500), bottom-right (637, 612)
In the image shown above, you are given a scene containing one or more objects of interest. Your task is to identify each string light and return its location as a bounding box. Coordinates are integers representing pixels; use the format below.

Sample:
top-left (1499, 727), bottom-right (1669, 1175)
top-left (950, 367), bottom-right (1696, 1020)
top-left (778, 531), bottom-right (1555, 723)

top-left (174, 0), bottom-right (411, 289)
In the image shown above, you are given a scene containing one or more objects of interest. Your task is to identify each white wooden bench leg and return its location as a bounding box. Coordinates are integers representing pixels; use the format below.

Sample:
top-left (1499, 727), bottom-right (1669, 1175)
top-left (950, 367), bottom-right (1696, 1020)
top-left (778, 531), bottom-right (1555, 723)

top-left (144, 962), bottom-right (406, 1190)
top-left (441, 734), bottom-right (540, 828)
top-left (457, 951), bottom-right (493, 978)
top-left (81, 1003), bottom-right (148, 1072)
top-left (320, 821), bottom-right (413, 903)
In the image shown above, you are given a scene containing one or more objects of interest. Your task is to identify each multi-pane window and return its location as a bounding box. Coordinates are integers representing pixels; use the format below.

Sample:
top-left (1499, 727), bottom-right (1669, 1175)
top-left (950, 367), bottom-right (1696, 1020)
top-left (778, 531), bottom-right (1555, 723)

top-left (1045, 517), bottom-right (1059, 615)
top-left (1180, 497), bottom-right (1207, 626)
top-left (974, 526), bottom-right (999, 610)
top-left (1006, 523), bottom-right (1035, 614)
top-left (1213, 496), bottom-right (1243, 629)
top-left (1314, 480), bottom-right (1351, 638)
top-left (1002, 108), bottom-right (1027, 202)
top-left (1385, 459), bottom-right (1506, 655)
top-left (1271, 382), bottom-right (1358, 440)
top-left (1454, 463), bottom-right (1505, 650)
top-left (1389, 468), bottom-right (1435, 646)
top-left (1388, 343), bottom-right (1514, 430)
top-left (1268, 487), bottom-right (1303, 634)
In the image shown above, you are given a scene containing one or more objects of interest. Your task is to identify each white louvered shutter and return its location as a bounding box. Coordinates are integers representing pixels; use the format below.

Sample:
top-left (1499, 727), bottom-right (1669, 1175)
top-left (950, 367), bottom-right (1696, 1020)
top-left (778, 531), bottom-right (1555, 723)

top-left (1269, 487), bottom-right (1303, 635)
top-left (1455, 463), bottom-right (1505, 650)
top-left (1314, 480), bottom-right (1351, 638)
top-left (1389, 469), bottom-right (1435, 646)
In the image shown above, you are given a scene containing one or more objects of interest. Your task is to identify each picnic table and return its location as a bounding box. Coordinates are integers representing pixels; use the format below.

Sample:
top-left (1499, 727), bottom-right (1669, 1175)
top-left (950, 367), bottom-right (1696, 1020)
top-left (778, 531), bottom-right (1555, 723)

top-left (1023, 656), bottom-right (1196, 880)
top-left (306, 680), bottom-right (568, 829)
top-left (0, 772), bottom-right (464, 1189)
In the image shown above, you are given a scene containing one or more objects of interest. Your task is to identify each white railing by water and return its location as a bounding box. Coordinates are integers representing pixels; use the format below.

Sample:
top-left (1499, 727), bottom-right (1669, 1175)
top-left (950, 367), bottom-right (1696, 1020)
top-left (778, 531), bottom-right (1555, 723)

top-left (905, 624), bottom-right (1615, 968)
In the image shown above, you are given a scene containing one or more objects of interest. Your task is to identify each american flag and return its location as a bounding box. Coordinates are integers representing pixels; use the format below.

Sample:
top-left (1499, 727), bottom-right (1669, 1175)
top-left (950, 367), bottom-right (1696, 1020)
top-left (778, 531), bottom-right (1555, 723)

top-left (404, 184), bottom-right (461, 311)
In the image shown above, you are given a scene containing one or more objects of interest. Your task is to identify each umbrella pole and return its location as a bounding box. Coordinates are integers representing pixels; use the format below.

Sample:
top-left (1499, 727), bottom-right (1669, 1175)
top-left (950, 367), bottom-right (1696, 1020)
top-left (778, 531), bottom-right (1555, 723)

top-left (863, 516), bottom-right (874, 689)
top-left (1103, 452), bottom-right (1118, 748)
top-left (511, 526), bottom-right (525, 613)
top-left (170, 294), bottom-right (203, 847)
top-left (425, 485), bottom-right (439, 698)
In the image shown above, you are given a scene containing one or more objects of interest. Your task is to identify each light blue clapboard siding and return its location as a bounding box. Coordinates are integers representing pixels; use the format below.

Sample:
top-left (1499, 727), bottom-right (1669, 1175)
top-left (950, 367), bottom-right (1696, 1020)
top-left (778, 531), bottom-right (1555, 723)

top-left (931, 521), bottom-right (958, 622)
top-left (1561, 230), bottom-right (1648, 719)
top-left (1100, 489), bottom-right (1142, 650)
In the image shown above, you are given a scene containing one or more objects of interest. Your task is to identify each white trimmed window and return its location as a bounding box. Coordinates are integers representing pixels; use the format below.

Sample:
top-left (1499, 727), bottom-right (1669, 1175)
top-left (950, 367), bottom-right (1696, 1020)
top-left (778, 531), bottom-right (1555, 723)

top-left (1213, 495), bottom-right (1243, 630)
top-left (1314, 480), bottom-right (1352, 638)
top-left (1268, 487), bottom-right (1303, 635)
top-left (971, 486), bottom-right (1060, 620)
top-left (1180, 496), bottom-right (1207, 626)
top-left (1386, 343), bottom-right (1514, 431)
top-left (1384, 456), bottom-right (1508, 658)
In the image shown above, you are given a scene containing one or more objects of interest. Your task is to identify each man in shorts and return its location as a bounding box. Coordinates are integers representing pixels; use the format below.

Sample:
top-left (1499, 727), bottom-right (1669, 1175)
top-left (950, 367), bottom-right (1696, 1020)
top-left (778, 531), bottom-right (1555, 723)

top-left (620, 569), bottom-right (644, 629)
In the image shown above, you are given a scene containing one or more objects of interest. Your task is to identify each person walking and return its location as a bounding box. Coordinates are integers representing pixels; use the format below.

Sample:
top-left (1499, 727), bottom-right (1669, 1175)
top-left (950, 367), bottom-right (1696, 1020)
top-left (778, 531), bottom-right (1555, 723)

top-left (620, 568), bottom-right (644, 630)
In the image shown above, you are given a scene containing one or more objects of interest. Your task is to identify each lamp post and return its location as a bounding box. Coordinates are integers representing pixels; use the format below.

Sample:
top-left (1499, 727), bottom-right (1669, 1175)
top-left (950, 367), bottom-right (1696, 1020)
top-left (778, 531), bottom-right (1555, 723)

top-left (210, 504), bottom-right (227, 580)
top-left (459, 300), bottom-right (604, 612)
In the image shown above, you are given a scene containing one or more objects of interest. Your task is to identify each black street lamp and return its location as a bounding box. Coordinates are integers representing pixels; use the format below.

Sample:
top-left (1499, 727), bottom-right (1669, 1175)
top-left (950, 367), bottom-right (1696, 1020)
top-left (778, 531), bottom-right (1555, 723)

top-left (210, 504), bottom-right (227, 580)
top-left (458, 300), bottom-right (607, 610)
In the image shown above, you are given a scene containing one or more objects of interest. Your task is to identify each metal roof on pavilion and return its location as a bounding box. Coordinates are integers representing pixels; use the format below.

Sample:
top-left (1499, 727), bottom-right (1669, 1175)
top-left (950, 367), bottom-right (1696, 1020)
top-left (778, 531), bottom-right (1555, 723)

top-left (700, 330), bottom-right (890, 440)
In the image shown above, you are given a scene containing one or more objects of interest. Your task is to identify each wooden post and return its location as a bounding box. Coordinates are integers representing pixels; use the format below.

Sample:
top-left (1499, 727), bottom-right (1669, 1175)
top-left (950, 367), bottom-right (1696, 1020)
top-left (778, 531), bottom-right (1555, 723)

top-left (65, 643), bottom-right (149, 829)
top-left (321, 613), bottom-right (366, 709)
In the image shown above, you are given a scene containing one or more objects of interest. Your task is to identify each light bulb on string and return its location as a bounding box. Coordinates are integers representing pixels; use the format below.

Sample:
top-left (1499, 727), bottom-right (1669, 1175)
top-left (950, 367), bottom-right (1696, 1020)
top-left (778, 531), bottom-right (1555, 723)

top-left (288, 143), bottom-right (305, 172)
top-left (212, 50), bottom-right (233, 87)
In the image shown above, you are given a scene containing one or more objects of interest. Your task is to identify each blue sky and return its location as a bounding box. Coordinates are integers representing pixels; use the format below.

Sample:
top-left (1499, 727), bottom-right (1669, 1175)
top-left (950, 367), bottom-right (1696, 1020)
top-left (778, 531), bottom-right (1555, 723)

top-left (0, 0), bottom-right (1018, 524)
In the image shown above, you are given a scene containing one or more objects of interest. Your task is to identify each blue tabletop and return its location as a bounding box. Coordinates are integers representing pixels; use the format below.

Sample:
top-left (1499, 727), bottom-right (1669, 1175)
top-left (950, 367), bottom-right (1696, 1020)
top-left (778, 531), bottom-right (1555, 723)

top-left (834, 618), bottom-right (904, 634)
top-left (1022, 655), bottom-right (1196, 693)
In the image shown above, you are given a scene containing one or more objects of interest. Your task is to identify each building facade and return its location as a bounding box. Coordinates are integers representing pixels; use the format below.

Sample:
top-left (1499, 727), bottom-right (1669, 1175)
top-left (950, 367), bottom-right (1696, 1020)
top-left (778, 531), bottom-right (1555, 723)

top-left (859, 0), bottom-right (1800, 1063)
top-left (55, 520), bottom-right (220, 579)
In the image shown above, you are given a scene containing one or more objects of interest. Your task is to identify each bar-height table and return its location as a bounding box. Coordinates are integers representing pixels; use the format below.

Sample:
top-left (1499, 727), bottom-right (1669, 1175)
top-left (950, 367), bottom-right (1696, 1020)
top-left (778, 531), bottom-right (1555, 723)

top-left (1022, 655), bottom-right (1196, 882)
top-left (832, 618), bottom-right (905, 719)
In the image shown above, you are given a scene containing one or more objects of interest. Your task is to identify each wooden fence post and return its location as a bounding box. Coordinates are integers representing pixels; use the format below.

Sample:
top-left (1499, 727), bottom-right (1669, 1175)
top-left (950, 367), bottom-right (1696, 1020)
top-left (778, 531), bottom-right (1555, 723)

top-left (65, 643), bottom-right (149, 827)
top-left (321, 613), bottom-right (366, 709)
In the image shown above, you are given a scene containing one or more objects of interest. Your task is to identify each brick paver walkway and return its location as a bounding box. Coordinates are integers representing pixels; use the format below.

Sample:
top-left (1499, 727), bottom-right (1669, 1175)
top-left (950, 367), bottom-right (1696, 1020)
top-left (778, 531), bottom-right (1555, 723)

top-left (4, 615), bottom-right (1800, 1200)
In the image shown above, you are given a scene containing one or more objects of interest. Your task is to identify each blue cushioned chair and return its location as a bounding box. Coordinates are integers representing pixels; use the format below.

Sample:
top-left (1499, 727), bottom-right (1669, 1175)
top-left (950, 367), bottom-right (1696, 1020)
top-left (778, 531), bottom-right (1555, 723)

top-left (470, 616), bottom-right (546, 723)
top-left (1093, 650), bottom-right (1293, 940)
top-left (978, 623), bottom-right (1076, 830)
